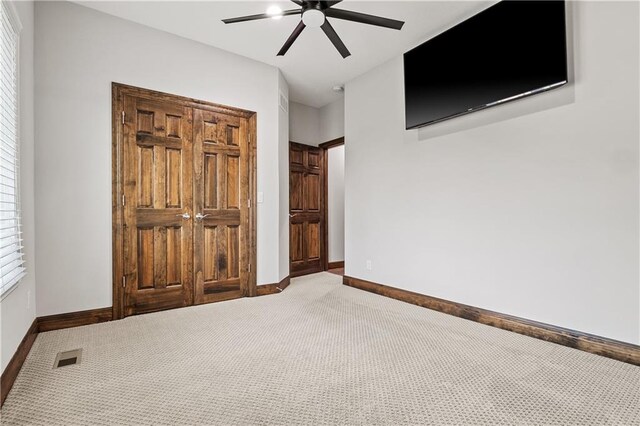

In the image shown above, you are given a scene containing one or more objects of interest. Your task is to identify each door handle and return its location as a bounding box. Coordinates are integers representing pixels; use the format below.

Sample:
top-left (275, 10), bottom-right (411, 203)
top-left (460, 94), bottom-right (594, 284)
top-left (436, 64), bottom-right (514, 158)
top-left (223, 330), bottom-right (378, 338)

top-left (177, 213), bottom-right (191, 220)
top-left (195, 213), bottom-right (211, 221)
top-left (289, 214), bottom-right (298, 218)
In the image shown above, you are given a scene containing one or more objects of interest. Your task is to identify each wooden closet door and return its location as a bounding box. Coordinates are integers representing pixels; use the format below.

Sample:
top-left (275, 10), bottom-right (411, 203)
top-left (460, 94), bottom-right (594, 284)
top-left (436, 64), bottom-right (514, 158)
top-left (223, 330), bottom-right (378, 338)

top-left (122, 95), bottom-right (193, 316)
top-left (289, 142), bottom-right (325, 277)
top-left (193, 109), bottom-right (250, 303)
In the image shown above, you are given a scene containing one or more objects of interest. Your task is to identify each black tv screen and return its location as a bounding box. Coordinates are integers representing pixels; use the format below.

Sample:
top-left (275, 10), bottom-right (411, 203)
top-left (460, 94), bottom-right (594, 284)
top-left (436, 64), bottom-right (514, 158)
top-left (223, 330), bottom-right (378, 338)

top-left (404, 0), bottom-right (567, 129)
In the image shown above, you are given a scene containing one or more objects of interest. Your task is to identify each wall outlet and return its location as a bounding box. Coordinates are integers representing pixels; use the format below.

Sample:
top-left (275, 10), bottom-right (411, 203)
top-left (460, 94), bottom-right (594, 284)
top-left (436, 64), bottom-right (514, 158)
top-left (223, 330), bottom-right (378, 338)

top-left (257, 192), bottom-right (264, 203)
top-left (366, 260), bottom-right (372, 271)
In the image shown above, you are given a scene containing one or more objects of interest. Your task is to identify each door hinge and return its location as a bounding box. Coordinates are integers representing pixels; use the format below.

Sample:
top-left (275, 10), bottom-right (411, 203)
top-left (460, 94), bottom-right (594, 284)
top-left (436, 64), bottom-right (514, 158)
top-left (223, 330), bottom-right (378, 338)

top-left (122, 194), bottom-right (125, 206)
top-left (248, 264), bottom-right (251, 272)
top-left (121, 111), bottom-right (125, 124)
top-left (122, 276), bottom-right (126, 288)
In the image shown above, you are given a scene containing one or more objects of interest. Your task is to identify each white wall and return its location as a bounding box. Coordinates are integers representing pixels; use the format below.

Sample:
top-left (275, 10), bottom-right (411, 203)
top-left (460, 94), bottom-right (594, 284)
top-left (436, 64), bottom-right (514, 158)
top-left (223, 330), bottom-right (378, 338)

top-left (277, 72), bottom-right (290, 282)
top-left (319, 98), bottom-right (344, 143)
top-left (290, 98), bottom-right (344, 145)
top-left (289, 101), bottom-right (320, 146)
top-left (328, 146), bottom-right (345, 263)
top-left (344, 1), bottom-right (640, 344)
top-left (1, 0), bottom-right (36, 373)
top-left (322, 99), bottom-right (345, 265)
top-left (35, 1), bottom-right (286, 316)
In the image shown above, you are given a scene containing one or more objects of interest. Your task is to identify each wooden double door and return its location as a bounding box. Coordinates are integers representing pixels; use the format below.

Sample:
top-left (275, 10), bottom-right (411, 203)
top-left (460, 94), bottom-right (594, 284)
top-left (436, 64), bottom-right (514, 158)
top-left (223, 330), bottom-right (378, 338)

top-left (113, 84), bottom-right (256, 318)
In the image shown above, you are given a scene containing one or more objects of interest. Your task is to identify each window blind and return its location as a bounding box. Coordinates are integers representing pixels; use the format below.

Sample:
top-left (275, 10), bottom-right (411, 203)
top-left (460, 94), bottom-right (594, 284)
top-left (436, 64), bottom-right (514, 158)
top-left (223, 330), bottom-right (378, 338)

top-left (0, 1), bottom-right (24, 298)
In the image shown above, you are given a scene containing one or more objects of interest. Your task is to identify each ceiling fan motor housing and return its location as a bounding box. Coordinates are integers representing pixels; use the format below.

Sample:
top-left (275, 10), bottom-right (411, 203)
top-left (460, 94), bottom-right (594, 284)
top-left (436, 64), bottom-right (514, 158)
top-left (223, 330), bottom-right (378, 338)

top-left (302, 9), bottom-right (326, 28)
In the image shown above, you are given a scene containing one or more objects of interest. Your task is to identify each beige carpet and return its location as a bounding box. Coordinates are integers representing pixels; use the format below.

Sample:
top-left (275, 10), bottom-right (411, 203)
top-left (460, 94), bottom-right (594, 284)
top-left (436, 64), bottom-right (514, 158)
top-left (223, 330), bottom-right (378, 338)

top-left (1, 272), bottom-right (639, 425)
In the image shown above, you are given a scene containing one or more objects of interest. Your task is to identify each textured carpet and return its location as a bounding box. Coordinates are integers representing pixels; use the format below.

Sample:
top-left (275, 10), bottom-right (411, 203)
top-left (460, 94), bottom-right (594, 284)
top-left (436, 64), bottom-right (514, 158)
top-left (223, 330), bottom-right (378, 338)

top-left (1, 272), bottom-right (639, 425)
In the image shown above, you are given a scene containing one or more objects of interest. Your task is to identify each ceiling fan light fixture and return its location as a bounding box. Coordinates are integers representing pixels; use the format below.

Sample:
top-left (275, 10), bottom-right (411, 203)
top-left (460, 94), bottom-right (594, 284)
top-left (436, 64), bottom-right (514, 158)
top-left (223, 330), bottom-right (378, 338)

top-left (266, 5), bottom-right (284, 20)
top-left (302, 9), bottom-right (325, 28)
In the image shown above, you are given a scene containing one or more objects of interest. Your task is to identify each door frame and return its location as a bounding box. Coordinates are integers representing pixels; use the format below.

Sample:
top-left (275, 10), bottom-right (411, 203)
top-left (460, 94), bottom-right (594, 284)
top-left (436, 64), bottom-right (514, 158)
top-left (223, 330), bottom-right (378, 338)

top-left (112, 83), bottom-right (257, 320)
top-left (318, 137), bottom-right (345, 272)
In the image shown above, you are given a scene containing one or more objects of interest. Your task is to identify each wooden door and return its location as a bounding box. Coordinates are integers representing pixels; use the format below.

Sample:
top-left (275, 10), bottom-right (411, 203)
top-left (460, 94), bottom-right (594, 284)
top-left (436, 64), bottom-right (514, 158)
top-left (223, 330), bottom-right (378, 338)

top-left (114, 84), bottom-right (257, 319)
top-left (289, 142), bottom-right (325, 277)
top-left (122, 95), bottom-right (194, 315)
top-left (193, 109), bottom-right (251, 303)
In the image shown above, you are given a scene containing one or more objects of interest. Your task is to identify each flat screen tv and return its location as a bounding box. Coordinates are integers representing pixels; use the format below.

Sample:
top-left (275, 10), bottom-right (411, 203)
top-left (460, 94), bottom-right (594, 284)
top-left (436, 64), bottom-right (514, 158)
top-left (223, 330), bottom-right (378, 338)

top-left (404, 0), bottom-right (567, 129)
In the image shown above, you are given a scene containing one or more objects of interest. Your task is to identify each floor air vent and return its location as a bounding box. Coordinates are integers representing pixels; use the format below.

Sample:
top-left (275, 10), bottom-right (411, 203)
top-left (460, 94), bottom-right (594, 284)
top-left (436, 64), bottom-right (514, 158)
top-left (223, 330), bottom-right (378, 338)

top-left (54, 349), bottom-right (82, 368)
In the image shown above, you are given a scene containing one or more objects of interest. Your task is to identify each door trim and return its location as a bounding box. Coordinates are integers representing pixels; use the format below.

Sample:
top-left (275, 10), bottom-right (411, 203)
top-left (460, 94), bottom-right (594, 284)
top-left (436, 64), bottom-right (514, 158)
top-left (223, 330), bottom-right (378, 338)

top-left (112, 83), bottom-right (257, 320)
top-left (319, 137), bottom-right (344, 272)
top-left (318, 137), bottom-right (345, 151)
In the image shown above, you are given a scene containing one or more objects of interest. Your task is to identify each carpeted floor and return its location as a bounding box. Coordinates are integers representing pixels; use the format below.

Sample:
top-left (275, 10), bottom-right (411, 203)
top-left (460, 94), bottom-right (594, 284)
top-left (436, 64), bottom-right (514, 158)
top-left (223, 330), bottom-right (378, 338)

top-left (1, 272), bottom-right (639, 425)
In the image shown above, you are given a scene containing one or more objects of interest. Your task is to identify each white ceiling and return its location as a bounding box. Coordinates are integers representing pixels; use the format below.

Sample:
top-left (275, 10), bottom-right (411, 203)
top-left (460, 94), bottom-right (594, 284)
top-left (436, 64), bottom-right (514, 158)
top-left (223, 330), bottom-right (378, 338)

top-left (75, 1), bottom-right (495, 108)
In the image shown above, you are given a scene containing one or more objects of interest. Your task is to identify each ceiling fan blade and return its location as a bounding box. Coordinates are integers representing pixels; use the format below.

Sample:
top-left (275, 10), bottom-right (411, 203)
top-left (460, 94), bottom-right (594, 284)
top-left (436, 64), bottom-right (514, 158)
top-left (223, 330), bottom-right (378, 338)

top-left (325, 8), bottom-right (404, 30)
top-left (278, 21), bottom-right (307, 56)
top-left (223, 9), bottom-right (301, 24)
top-left (290, 0), bottom-right (304, 6)
top-left (320, 1), bottom-right (343, 8)
top-left (321, 20), bottom-right (350, 58)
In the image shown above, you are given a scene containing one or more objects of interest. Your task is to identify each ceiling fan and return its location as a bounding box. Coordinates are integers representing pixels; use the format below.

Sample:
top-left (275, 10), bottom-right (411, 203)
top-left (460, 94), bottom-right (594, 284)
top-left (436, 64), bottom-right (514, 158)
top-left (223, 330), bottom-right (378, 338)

top-left (222, 1), bottom-right (405, 58)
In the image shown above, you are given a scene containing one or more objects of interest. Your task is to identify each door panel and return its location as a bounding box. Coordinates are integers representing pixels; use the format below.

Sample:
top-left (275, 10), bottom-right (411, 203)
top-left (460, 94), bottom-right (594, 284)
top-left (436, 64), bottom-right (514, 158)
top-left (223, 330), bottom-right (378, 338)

top-left (123, 95), bottom-right (193, 316)
top-left (166, 149), bottom-right (182, 207)
top-left (290, 147), bottom-right (304, 165)
top-left (307, 221), bottom-right (320, 260)
top-left (204, 154), bottom-right (218, 209)
top-left (291, 222), bottom-right (304, 264)
top-left (166, 226), bottom-right (182, 285)
top-left (137, 228), bottom-right (154, 288)
top-left (289, 142), bottom-right (325, 277)
top-left (227, 155), bottom-right (240, 209)
top-left (290, 171), bottom-right (304, 211)
top-left (305, 174), bottom-right (320, 211)
top-left (193, 109), bottom-right (250, 304)
top-left (308, 151), bottom-right (320, 169)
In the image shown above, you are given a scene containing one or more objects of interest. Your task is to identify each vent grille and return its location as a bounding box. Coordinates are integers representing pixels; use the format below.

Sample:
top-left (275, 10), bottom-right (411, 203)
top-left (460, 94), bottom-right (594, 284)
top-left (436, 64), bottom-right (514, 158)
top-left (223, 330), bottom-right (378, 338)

top-left (54, 349), bottom-right (82, 369)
